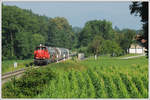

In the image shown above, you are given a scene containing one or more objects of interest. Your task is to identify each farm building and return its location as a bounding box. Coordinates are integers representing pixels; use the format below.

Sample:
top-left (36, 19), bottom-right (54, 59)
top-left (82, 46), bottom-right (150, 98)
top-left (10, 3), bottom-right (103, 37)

top-left (128, 44), bottom-right (146, 54)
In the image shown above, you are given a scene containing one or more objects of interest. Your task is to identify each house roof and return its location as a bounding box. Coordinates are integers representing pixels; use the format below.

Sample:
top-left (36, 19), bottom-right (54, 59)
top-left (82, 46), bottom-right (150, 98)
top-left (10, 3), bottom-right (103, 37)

top-left (130, 44), bottom-right (144, 49)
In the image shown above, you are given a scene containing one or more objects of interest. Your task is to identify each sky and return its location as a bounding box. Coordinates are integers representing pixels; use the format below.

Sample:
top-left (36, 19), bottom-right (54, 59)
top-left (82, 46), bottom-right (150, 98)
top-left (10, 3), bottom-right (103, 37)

top-left (3, 2), bottom-right (142, 30)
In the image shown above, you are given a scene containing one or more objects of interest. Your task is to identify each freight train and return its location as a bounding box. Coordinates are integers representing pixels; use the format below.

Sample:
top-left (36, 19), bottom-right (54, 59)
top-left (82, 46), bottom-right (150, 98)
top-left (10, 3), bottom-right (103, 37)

top-left (34, 44), bottom-right (69, 65)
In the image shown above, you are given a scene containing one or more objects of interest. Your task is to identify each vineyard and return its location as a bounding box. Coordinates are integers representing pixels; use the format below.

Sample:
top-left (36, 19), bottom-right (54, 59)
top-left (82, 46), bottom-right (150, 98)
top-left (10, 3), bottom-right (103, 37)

top-left (2, 56), bottom-right (148, 98)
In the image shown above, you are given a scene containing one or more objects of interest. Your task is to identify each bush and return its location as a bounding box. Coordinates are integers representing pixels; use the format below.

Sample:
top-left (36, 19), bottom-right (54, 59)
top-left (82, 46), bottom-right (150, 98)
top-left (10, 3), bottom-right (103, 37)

top-left (2, 67), bottom-right (56, 98)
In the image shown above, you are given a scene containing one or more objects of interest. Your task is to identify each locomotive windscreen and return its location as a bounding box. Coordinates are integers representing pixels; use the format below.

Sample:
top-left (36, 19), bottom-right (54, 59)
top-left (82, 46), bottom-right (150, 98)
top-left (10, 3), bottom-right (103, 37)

top-left (36, 47), bottom-right (46, 50)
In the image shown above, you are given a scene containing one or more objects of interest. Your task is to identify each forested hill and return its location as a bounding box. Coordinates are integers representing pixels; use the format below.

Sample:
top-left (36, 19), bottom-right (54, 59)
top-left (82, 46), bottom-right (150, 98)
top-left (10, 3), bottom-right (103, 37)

top-left (2, 5), bottom-right (138, 60)
top-left (2, 5), bottom-right (76, 60)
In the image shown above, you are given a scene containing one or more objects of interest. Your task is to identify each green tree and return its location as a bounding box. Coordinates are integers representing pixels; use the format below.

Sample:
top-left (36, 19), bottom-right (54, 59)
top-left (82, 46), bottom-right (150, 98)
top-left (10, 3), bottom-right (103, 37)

top-left (32, 34), bottom-right (45, 50)
top-left (110, 41), bottom-right (123, 56)
top-left (119, 29), bottom-right (136, 54)
top-left (78, 20), bottom-right (114, 47)
top-left (2, 5), bottom-right (49, 60)
top-left (101, 40), bottom-right (123, 56)
top-left (88, 35), bottom-right (104, 59)
top-left (2, 5), bottom-right (23, 59)
top-left (47, 17), bottom-right (74, 49)
top-left (72, 27), bottom-right (82, 48)
top-left (15, 32), bottom-right (32, 59)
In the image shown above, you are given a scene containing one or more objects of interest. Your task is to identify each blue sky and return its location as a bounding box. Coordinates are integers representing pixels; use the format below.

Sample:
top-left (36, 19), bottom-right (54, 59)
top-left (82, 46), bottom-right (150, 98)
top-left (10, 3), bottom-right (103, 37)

top-left (3, 2), bottom-right (142, 30)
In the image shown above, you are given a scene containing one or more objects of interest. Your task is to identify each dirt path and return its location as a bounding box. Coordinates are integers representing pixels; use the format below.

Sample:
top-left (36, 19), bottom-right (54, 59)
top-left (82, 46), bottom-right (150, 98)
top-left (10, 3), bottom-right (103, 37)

top-left (119, 54), bottom-right (145, 59)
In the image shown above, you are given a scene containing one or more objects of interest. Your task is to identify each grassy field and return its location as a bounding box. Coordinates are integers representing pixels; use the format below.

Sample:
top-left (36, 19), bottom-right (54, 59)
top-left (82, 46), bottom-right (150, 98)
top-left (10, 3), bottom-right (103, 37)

top-left (1, 54), bottom-right (142, 74)
top-left (2, 56), bottom-right (148, 98)
top-left (117, 53), bottom-right (143, 58)
top-left (2, 59), bottom-right (33, 74)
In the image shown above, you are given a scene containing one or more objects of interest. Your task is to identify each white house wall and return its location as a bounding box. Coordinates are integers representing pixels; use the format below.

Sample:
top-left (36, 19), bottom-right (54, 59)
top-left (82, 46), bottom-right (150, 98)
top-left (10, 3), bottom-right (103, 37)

top-left (129, 48), bottom-right (144, 54)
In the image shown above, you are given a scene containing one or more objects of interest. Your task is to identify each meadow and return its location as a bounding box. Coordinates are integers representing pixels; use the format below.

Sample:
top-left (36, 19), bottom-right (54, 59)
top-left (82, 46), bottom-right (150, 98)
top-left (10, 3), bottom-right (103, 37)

top-left (2, 56), bottom-right (148, 98)
top-left (2, 59), bottom-right (33, 74)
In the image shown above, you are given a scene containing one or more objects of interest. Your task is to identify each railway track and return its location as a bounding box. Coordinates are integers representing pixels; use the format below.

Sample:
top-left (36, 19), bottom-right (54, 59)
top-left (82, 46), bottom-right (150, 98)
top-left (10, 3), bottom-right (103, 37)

top-left (2, 66), bottom-right (39, 85)
top-left (2, 68), bottom-right (25, 80)
top-left (2, 68), bottom-right (26, 85)
top-left (2, 58), bottom-right (71, 85)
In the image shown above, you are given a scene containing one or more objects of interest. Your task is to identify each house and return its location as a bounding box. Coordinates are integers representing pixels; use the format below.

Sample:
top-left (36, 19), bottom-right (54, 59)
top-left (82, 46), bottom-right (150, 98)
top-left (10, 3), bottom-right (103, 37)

top-left (128, 34), bottom-right (147, 54)
top-left (128, 44), bottom-right (146, 54)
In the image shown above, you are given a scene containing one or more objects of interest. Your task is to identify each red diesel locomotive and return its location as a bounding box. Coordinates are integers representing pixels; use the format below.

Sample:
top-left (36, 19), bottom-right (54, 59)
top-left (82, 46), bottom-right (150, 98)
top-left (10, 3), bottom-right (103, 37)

top-left (34, 44), bottom-right (69, 65)
top-left (34, 45), bottom-right (50, 65)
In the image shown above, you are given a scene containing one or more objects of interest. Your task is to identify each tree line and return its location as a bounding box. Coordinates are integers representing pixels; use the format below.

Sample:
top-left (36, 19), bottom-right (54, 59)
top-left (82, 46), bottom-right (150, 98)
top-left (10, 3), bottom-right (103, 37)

top-left (76, 20), bottom-right (137, 57)
top-left (2, 5), bottom-right (75, 60)
top-left (2, 3), bottom-right (145, 60)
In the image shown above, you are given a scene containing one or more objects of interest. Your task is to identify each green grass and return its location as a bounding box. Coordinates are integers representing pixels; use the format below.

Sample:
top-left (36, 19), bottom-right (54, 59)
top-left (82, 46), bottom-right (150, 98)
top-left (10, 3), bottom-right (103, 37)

top-left (117, 53), bottom-right (143, 58)
top-left (2, 56), bottom-right (148, 98)
top-left (2, 59), bottom-right (33, 74)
